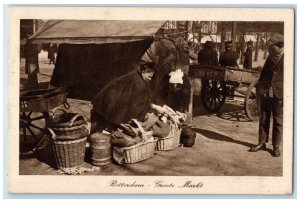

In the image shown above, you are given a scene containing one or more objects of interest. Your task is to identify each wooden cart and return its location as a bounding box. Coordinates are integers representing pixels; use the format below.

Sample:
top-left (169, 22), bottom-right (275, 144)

top-left (19, 87), bottom-right (69, 155)
top-left (189, 65), bottom-right (260, 121)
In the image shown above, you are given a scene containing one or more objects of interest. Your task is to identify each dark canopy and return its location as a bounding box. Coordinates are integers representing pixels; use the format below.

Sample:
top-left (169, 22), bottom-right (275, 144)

top-left (29, 20), bottom-right (164, 100)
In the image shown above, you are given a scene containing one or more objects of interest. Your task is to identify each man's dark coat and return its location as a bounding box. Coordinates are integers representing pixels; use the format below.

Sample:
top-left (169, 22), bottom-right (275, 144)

top-left (257, 55), bottom-right (284, 99)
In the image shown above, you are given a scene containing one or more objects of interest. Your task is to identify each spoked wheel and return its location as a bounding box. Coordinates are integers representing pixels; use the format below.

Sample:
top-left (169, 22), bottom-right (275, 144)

top-left (19, 111), bottom-right (49, 155)
top-left (244, 79), bottom-right (259, 121)
top-left (201, 79), bottom-right (227, 113)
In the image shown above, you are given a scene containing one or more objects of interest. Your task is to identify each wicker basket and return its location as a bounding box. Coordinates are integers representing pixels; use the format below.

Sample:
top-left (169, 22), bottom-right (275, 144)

top-left (155, 125), bottom-right (182, 151)
top-left (48, 125), bottom-right (89, 141)
top-left (113, 139), bottom-right (157, 164)
top-left (47, 113), bottom-right (89, 141)
top-left (51, 137), bottom-right (87, 170)
top-left (47, 107), bottom-right (87, 128)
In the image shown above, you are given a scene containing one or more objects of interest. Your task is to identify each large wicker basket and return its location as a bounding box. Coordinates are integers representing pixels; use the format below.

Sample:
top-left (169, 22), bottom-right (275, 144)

top-left (51, 137), bottom-right (87, 170)
top-left (113, 139), bottom-right (157, 164)
top-left (155, 125), bottom-right (182, 151)
top-left (47, 111), bottom-right (89, 172)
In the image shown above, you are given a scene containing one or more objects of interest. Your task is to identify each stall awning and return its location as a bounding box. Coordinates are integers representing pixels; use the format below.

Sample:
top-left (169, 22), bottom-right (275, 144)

top-left (200, 35), bottom-right (222, 43)
top-left (244, 35), bottom-right (257, 42)
top-left (29, 20), bottom-right (165, 44)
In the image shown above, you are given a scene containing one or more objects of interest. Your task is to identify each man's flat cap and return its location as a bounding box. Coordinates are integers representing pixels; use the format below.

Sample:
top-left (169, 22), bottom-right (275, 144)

top-left (266, 34), bottom-right (284, 46)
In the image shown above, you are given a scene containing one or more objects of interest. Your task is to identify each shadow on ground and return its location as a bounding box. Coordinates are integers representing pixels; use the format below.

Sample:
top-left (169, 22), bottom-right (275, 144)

top-left (193, 128), bottom-right (273, 155)
top-left (193, 128), bottom-right (253, 148)
top-left (217, 110), bottom-right (251, 122)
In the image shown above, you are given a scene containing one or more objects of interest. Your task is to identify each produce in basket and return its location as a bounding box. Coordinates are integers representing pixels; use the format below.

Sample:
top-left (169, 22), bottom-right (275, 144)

top-left (150, 104), bottom-right (187, 125)
top-left (152, 120), bottom-right (171, 138)
top-left (141, 112), bottom-right (158, 130)
top-left (112, 118), bottom-right (156, 164)
top-left (120, 123), bottom-right (139, 137)
top-left (111, 130), bottom-right (142, 148)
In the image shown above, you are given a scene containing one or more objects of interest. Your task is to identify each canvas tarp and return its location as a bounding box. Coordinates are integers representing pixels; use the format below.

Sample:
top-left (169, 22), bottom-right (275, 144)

top-left (28, 20), bottom-right (165, 100)
top-left (51, 41), bottom-right (153, 100)
top-left (29, 20), bottom-right (165, 44)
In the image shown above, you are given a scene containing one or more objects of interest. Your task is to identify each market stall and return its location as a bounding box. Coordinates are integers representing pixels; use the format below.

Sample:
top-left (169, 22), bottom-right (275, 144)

top-left (29, 20), bottom-right (165, 100)
top-left (22, 20), bottom-right (194, 174)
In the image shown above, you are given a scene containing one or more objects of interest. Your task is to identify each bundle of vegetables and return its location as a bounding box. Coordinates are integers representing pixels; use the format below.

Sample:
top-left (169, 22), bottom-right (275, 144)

top-left (142, 104), bottom-right (187, 139)
top-left (111, 119), bottom-right (153, 148)
top-left (111, 104), bottom-right (186, 148)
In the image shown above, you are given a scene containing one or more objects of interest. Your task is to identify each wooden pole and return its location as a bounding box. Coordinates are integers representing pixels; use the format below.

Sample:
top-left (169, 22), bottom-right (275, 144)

top-left (185, 21), bottom-right (189, 41)
top-left (231, 22), bottom-right (237, 51)
top-left (198, 22), bottom-right (202, 45)
top-left (221, 22), bottom-right (225, 52)
top-left (32, 19), bottom-right (36, 34)
top-left (254, 33), bottom-right (260, 61)
top-left (186, 79), bottom-right (194, 123)
top-left (263, 32), bottom-right (268, 59)
top-left (192, 21), bottom-right (195, 42)
top-left (239, 24), bottom-right (245, 65)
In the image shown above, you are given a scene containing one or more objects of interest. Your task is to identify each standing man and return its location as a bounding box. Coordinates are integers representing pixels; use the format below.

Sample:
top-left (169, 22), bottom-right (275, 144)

top-left (249, 34), bottom-right (284, 157)
top-left (243, 40), bottom-right (253, 70)
top-left (197, 41), bottom-right (219, 68)
top-left (219, 40), bottom-right (239, 68)
top-left (219, 40), bottom-right (239, 99)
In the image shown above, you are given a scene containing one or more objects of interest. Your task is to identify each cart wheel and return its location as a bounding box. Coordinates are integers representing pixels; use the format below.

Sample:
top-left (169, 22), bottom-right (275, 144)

top-left (201, 80), bottom-right (227, 112)
top-left (244, 79), bottom-right (259, 121)
top-left (19, 111), bottom-right (49, 155)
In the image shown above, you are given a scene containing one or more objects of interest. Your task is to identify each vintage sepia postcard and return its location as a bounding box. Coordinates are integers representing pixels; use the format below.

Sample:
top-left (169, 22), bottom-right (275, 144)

top-left (7, 6), bottom-right (294, 194)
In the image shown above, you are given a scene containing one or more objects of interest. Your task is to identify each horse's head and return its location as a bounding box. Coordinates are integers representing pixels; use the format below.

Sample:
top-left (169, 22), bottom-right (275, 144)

top-left (142, 36), bottom-right (189, 95)
top-left (142, 37), bottom-right (180, 72)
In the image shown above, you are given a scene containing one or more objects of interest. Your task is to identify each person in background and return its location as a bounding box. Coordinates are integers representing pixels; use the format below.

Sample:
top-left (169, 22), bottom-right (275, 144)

top-left (243, 40), bottom-right (253, 70)
top-left (166, 69), bottom-right (191, 113)
top-left (197, 40), bottom-right (219, 67)
top-left (48, 43), bottom-right (56, 65)
top-left (219, 40), bottom-right (239, 99)
top-left (91, 61), bottom-right (156, 133)
top-left (249, 34), bottom-right (284, 157)
top-left (219, 40), bottom-right (239, 68)
top-left (188, 42), bottom-right (200, 64)
top-left (24, 39), bottom-right (40, 89)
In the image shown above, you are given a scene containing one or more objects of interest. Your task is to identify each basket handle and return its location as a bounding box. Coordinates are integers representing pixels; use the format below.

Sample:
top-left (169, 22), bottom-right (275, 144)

top-left (50, 107), bottom-right (68, 118)
top-left (63, 102), bottom-right (70, 109)
top-left (69, 114), bottom-right (87, 127)
top-left (47, 128), bottom-right (56, 140)
top-left (131, 119), bottom-right (145, 133)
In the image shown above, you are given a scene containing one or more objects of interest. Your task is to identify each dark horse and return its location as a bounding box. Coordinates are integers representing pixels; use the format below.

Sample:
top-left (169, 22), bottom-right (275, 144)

top-left (142, 36), bottom-right (191, 112)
